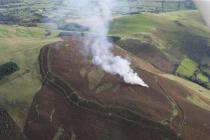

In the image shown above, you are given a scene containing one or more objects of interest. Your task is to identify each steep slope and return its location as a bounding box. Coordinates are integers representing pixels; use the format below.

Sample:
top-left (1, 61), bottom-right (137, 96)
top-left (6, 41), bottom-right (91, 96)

top-left (24, 37), bottom-right (210, 140)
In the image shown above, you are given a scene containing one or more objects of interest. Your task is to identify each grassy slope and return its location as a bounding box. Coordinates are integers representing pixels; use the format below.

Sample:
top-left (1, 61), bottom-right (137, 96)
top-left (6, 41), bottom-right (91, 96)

top-left (110, 10), bottom-right (210, 39)
top-left (111, 11), bottom-right (209, 56)
top-left (110, 11), bottom-right (210, 110)
top-left (163, 74), bottom-right (210, 111)
top-left (110, 10), bottom-right (210, 87)
top-left (110, 10), bottom-right (210, 48)
top-left (0, 24), bottom-right (59, 128)
top-left (110, 14), bottom-right (156, 37)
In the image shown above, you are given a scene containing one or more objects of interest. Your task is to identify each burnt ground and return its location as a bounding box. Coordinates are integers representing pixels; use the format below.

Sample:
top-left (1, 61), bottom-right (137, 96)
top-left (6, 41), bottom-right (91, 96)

top-left (116, 38), bottom-right (176, 73)
top-left (0, 108), bottom-right (28, 140)
top-left (24, 37), bottom-right (210, 140)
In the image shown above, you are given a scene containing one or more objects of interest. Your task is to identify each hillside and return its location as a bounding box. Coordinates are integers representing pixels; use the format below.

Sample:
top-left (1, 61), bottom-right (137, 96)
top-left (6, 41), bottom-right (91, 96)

top-left (0, 6), bottom-right (210, 140)
top-left (110, 11), bottom-right (210, 89)
top-left (23, 37), bottom-right (210, 140)
top-left (0, 24), bottom-right (59, 128)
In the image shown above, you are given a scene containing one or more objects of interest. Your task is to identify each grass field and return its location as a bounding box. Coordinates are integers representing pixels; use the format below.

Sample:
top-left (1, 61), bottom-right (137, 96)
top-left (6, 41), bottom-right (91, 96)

top-left (110, 13), bottom-right (156, 37)
top-left (0, 24), bottom-right (59, 128)
top-left (176, 57), bottom-right (198, 78)
top-left (196, 73), bottom-right (209, 83)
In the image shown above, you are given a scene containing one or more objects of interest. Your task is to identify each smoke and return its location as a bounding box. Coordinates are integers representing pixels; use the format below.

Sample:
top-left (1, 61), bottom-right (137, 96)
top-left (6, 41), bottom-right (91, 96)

top-left (52, 0), bottom-right (149, 87)
top-left (193, 0), bottom-right (210, 27)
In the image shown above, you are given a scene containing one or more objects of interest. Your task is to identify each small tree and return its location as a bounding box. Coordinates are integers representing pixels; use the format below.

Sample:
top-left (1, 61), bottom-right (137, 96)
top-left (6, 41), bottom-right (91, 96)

top-left (0, 62), bottom-right (20, 79)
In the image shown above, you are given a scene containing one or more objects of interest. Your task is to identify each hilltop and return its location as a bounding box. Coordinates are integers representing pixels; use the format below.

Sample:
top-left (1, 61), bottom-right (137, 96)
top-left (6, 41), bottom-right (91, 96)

top-left (23, 37), bottom-right (210, 140)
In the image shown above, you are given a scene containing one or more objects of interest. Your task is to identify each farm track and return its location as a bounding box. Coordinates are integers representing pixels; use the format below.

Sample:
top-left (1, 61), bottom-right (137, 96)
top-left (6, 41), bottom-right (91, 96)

top-left (38, 45), bottom-right (178, 133)
top-left (158, 82), bottom-right (185, 128)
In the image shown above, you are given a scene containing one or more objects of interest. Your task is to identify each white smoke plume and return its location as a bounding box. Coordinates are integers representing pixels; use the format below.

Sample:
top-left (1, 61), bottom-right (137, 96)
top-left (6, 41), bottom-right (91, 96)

top-left (193, 0), bottom-right (210, 27)
top-left (55, 0), bottom-right (149, 87)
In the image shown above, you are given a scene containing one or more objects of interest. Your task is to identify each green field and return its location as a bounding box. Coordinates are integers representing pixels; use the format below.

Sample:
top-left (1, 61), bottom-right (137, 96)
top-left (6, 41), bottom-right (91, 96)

top-left (110, 14), bottom-right (156, 37)
top-left (175, 57), bottom-right (210, 88)
top-left (0, 24), bottom-right (59, 128)
top-left (176, 57), bottom-right (198, 78)
top-left (201, 66), bottom-right (210, 77)
top-left (196, 73), bottom-right (209, 83)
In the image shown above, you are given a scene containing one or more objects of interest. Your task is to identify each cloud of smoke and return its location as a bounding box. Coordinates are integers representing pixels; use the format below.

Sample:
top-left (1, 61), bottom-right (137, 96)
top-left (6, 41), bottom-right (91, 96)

top-left (53, 0), bottom-right (149, 87)
top-left (193, 0), bottom-right (210, 27)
